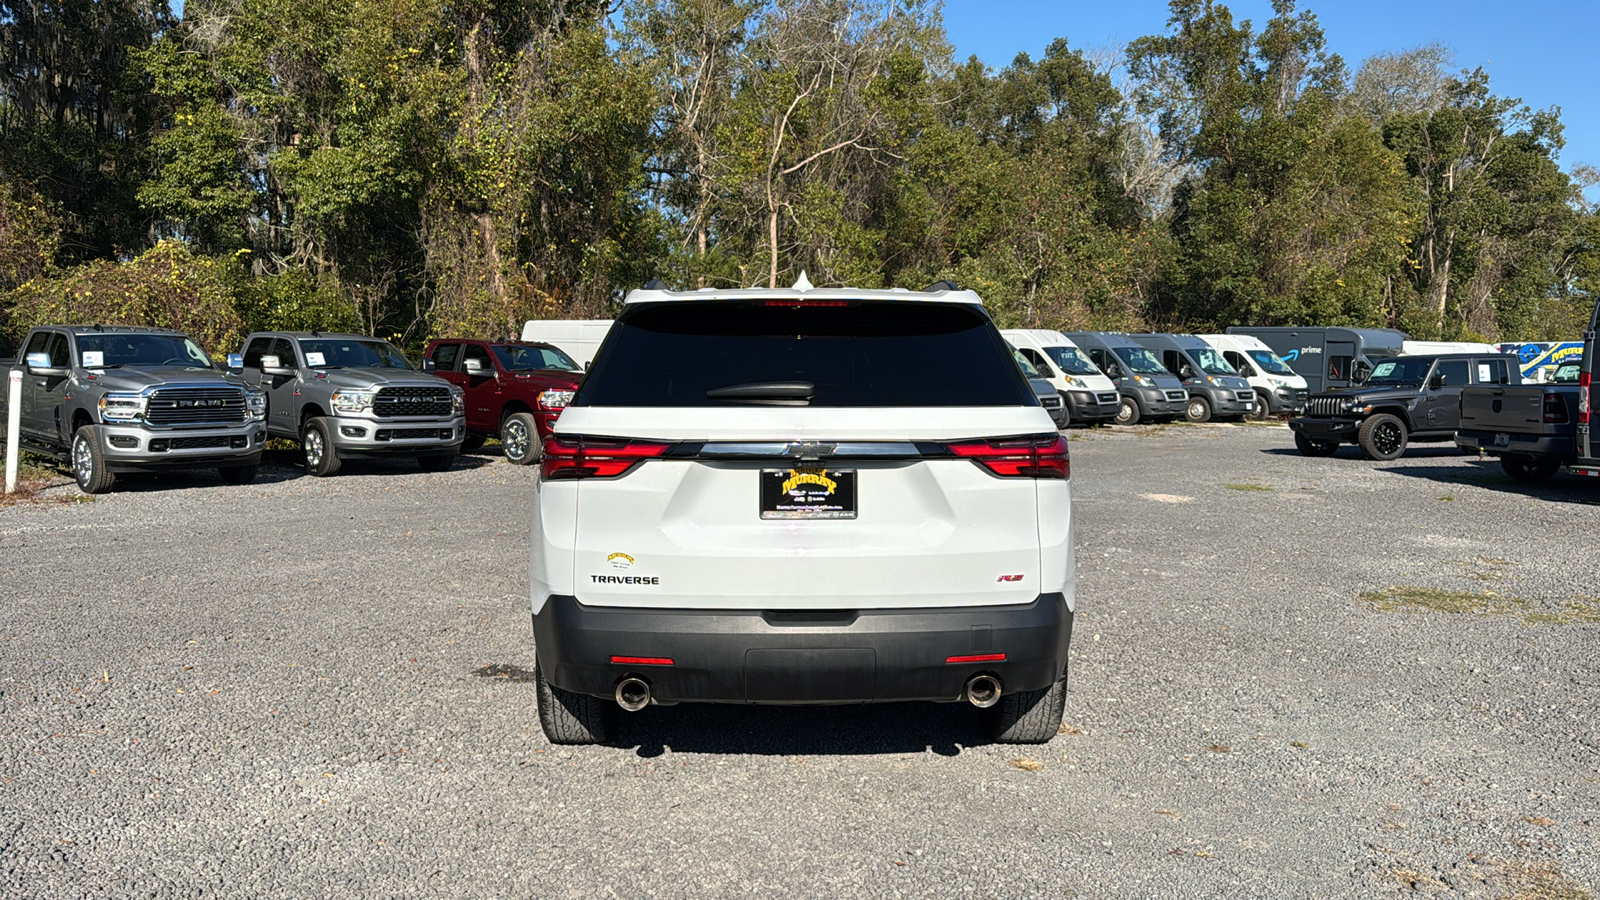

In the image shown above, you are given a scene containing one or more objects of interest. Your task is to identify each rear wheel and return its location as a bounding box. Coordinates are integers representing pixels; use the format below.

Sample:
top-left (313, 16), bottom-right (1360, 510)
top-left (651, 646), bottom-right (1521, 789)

top-left (302, 417), bottom-right (341, 477)
top-left (1357, 413), bottom-right (1408, 461)
top-left (417, 453), bottom-right (455, 473)
top-left (217, 464), bottom-right (258, 485)
top-left (1501, 456), bottom-right (1561, 483)
top-left (71, 425), bottom-right (116, 494)
top-left (1294, 433), bottom-right (1338, 457)
top-left (1114, 396), bottom-right (1141, 426)
top-left (500, 412), bottom-right (541, 465)
top-left (1185, 396), bottom-right (1212, 423)
top-left (535, 659), bottom-right (616, 745)
top-left (983, 671), bottom-right (1068, 744)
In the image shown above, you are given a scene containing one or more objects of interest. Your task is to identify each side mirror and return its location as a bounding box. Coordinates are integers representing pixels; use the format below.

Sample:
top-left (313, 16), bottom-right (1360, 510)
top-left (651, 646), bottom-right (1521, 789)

top-left (1429, 372), bottom-right (1446, 390)
top-left (464, 358), bottom-right (486, 374)
top-left (25, 352), bottom-right (68, 377)
top-left (423, 359), bottom-right (435, 372)
top-left (226, 353), bottom-right (244, 372)
top-left (259, 354), bottom-right (295, 377)
top-left (1179, 366), bottom-right (1196, 380)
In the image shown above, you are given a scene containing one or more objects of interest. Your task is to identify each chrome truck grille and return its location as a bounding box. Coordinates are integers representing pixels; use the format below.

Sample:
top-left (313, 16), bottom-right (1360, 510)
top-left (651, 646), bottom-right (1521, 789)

top-left (374, 386), bottom-right (452, 418)
top-left (144, 387), bottom-right (247, 427)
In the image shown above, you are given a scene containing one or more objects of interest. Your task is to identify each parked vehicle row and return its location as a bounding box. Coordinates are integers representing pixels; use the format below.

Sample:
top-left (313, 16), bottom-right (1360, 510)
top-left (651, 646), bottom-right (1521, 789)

top-left (3, 326), bottom-right (590, 491)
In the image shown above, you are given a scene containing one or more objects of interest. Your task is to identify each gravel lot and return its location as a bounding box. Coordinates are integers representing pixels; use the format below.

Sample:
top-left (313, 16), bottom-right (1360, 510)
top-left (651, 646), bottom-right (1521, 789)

top-left (2, 425), bottom-right (1597, 898)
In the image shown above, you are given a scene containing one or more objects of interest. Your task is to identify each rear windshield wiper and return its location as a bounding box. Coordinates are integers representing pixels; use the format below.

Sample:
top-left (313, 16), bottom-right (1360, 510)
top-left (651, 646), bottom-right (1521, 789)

top-left (705, 381), bottom-right (815, 405)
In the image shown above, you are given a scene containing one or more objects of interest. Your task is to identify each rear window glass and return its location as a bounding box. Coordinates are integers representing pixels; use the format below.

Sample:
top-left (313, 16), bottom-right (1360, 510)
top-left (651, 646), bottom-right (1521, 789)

top-left (574, 301), bottom-right (1033, 408)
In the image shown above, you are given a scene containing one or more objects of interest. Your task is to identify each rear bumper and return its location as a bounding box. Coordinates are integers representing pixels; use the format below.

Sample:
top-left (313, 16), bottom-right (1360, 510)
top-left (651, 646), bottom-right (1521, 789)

top-left (532, 593), bottom-right (1073, 705)
top-left (1455, 429), bottom-right (1574, 459)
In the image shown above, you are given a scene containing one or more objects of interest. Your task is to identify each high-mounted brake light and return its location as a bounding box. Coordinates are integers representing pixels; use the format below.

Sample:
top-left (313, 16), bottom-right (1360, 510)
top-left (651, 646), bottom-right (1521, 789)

top-left (1580, 372), bottom-right (1592, 425)
top-left (540, 436), bottom-right (674, 479)
top-left (759, 299), bottom-right (853, 308)
top-left (943, 434), bottom-right (1069, 479)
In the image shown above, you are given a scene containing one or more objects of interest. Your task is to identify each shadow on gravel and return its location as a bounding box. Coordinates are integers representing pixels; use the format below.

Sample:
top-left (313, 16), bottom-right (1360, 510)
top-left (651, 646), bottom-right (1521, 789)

top-left (257, 448), bottom-right (494, 479)
top-left (1258, 445), bottom-right (1467, 459)
top-left (1378, 460), bottom-right (1600, 505)
top-left (614, 702), bottom-right (983, 757)
top-left (470, 663), bottom-right (983, 755)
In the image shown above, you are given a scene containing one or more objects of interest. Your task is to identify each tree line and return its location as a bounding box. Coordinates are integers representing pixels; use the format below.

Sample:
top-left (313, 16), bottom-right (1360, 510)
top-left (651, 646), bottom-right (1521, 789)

top-left (2, 0), bottom-right (1596, 356)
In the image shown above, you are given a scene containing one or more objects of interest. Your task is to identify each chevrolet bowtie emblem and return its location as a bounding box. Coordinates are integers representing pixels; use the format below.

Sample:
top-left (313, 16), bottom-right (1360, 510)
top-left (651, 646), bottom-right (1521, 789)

top-left (785, 441), bottom-right (836, 460)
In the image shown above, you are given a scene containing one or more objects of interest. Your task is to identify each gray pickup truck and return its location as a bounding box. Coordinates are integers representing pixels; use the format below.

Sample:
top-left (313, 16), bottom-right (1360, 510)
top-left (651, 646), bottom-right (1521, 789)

top-left (2, 325), bottom-right (266, 492)
top-left (236, 332), bottom-right (464, 476)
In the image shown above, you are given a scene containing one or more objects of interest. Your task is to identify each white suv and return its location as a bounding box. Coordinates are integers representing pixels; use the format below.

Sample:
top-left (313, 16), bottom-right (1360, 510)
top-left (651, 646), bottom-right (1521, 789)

top-left (529, 282), bottom-right (1075, 744)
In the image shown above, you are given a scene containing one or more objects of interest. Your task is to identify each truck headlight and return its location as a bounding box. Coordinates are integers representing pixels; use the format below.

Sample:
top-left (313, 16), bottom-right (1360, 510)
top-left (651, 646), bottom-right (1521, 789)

top-left (331, 390), bottom-right (375, 414)
top-left (99, 393), bottom-right (147, 422)
top-left (1134, 376), bottom-right (1156, 388)
top-left (451, 388), bottom-right (465, 416)
top-left (537, 389), bottom-right (574, 411)
top-left (246, 390), bottom-right (267, 421)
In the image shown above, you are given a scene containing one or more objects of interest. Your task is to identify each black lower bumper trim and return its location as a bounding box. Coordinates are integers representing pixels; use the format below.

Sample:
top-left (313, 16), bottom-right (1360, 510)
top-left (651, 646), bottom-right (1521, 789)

top-left (533, 594), bottom-right (1073, 705)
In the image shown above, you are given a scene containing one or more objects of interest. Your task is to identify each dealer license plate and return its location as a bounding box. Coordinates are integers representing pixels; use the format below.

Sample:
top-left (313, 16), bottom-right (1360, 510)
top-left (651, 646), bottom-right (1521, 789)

top-left (760, 467), bottom-right (857, 519)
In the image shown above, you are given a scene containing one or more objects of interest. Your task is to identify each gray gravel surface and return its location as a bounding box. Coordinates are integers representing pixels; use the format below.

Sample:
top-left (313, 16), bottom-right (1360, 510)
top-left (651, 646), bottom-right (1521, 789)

top-left (2, 430), bottom-right (1597, 898)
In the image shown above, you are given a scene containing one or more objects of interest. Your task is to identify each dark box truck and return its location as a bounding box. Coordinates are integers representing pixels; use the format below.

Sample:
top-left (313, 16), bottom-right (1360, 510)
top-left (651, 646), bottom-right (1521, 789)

top-left (1225, 327), bottom-right (1406, 394)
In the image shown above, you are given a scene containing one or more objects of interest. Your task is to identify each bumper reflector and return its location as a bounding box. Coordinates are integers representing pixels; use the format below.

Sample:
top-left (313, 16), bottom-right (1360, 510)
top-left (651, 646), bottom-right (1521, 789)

top-left (610, 656), bottom-right (674, 666)
top-left (946, 653), bottom-right (1006, 664)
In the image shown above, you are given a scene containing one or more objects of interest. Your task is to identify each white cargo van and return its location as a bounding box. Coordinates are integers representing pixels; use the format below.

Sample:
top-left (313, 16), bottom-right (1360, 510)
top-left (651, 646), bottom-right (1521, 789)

top-left (1000, 329), bottom-right (1121, 425)
top-left (519, 319), bottom-right (613, 369)
top-left (1401, 340), bottom-right (1499, 356)
top-left (1198, 333), bottom-right (1309, 419)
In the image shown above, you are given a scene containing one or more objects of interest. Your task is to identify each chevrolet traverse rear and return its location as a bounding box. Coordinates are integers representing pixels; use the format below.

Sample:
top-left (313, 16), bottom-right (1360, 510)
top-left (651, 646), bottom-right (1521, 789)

top-left (530, 282), bottom-right (1075, 744)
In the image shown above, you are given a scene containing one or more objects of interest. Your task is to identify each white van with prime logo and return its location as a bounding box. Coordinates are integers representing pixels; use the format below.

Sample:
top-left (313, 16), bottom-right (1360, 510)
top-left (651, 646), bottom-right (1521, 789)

top-left (530, 282), bottom-right (1075, 745)
top-left (1198, 333), bottom-right (1309, 419)
top-left (1001, 329), bottom-right (1121, 425)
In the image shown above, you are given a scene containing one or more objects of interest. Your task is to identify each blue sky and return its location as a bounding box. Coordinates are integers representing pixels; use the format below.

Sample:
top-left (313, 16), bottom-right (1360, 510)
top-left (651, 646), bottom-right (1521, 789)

top-left (940, 0), bottom-right (1600, 196)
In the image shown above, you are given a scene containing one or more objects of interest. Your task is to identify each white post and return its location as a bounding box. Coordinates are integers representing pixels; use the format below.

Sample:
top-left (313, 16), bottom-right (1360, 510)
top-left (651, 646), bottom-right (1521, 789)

top-left (5, 368), bottom-right (20, 494)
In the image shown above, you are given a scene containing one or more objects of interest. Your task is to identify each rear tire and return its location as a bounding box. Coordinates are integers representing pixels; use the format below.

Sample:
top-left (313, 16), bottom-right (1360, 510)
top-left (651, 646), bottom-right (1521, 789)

top-left (417, 453), bottom-right (455, 473)
top-left (217, 464), bottom-right (258, 485)
top-left (984, 672), bottom-right (1068, 744)
top-left (71, 425), bottom-right (116, 494)
top-left (535, 659), bottom-right (616, 745)
top-left (1294, 433), bottom-right (1338, 457)
top-left (302, 417), bottom-right (341, 477)
top-left (500, 411), bottom-right (541, 465)
top-left (1185, 396), bottom-right (1212, 423)
top-left (1357, 413), bottom-right (1408, 461)
top-left (1501, 456), bottom-right (1561, 483)
top-left (1114, 396), bottom-right (1141, 426)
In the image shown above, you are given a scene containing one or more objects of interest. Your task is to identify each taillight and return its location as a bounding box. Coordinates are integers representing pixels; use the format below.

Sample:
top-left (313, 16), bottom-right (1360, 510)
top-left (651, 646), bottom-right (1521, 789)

top-left (1580, 372), bottom-right (1591, 425)
top-left (1543, 392), bottom-right (1568, 424)
top-left (943, 434), bottom-right (1069, 479)
top-left (540, 436), bottom-right (673, 479)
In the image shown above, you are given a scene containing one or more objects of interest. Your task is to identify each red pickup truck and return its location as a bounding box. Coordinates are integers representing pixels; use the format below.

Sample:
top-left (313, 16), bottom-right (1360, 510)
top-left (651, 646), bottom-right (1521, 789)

top-left (421, 339), bottom-right (583, 463)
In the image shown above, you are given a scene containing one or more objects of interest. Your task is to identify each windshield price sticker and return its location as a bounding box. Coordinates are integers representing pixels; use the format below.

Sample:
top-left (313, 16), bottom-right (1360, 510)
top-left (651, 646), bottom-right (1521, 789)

top-left (760, 468), bottom-right (857, 519)
top-left (305, 352), bottom-right (326, 367)
top-left (81, 351), bottom-right (105, 368)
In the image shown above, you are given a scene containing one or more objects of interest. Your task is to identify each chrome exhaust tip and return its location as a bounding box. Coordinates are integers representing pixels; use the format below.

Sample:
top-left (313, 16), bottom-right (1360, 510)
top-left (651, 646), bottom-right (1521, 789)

top-left (615, 676), bottom-right (651, 712)
top-left (965, 674), bottom-right (1002, 708)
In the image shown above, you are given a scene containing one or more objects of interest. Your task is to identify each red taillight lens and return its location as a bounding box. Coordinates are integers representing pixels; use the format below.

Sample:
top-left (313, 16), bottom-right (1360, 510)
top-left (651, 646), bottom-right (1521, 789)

top-left (1580, 372), bottom-right (1591, 425)
top-left (1543, 392), bottom-right (1569, 424)
top-left (944, 434), bottom-right (1069, 479)
top-left (540, 436), bottom-right (673, 479)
